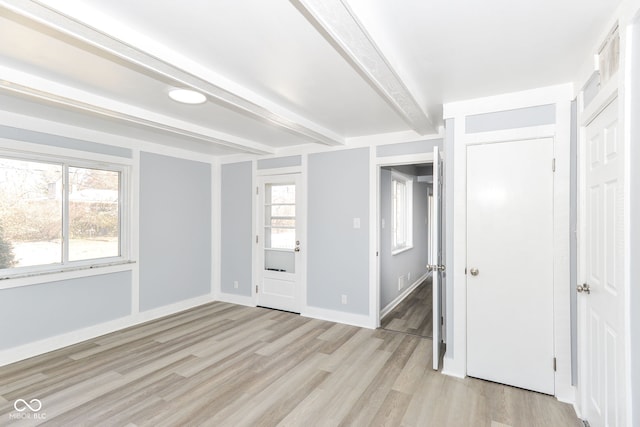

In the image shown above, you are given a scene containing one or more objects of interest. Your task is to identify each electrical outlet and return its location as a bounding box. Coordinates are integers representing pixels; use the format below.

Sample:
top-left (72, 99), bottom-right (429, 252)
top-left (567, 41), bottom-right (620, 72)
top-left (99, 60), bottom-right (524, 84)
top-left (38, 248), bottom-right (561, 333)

top-left (341, 294), bottom-right (348, 305)
top-left (233, 281), bottom-right (239, 289)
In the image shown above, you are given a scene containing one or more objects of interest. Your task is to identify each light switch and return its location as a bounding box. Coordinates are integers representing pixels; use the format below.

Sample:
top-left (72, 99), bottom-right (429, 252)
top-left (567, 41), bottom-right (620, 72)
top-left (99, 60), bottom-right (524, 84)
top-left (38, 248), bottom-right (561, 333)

top-left (353, 218), bottom-right (361, 229)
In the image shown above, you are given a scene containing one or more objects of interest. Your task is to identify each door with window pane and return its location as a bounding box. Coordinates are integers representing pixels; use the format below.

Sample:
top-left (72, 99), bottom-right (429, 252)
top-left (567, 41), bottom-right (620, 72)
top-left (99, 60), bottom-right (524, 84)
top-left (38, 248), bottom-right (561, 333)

top-left (257, 174), bottom-right (303, 312)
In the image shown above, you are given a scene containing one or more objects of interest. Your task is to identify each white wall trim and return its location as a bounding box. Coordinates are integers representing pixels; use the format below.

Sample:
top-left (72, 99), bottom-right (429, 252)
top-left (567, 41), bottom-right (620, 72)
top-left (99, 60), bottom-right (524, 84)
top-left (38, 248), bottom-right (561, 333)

top-left (212, 158), bottom-right (221, 299)
top-left (0, 294), bottom-right (216, 367)
top-left (219, 130), bottom-right (444, 166)
top-left (302, 306), bottom-right (375, 329)
top-left (380, 272), bottom-right (430, 319)
top-left (216, 292), bottom-right (256, 308)
top-left (444, 84), bottom-right (574, 119)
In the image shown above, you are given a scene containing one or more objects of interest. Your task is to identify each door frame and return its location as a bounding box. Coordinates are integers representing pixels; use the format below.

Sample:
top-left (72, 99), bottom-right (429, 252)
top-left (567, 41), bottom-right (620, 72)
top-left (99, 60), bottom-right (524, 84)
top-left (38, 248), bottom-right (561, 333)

top-left (372, 151), bottom-right (435, 331)
top-left (443, 84), bottom-right (573, 399)
top-left (253, 165), bottom-right (307, 312)
top-left (576, 80), bottom-right (627, 421)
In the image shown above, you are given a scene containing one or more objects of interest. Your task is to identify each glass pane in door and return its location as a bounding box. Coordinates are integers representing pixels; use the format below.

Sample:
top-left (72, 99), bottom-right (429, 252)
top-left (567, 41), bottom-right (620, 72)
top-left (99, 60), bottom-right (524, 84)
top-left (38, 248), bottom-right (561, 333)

top-left (264, 183), bottom-right (295, 273)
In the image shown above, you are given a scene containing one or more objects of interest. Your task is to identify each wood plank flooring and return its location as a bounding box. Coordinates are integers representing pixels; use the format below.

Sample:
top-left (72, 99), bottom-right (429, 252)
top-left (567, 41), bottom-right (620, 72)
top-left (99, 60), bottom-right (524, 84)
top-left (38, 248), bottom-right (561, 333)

top-left (0, 302), bottom-right (580, 426)
top-left (381, 277), bottom-right (433, 337)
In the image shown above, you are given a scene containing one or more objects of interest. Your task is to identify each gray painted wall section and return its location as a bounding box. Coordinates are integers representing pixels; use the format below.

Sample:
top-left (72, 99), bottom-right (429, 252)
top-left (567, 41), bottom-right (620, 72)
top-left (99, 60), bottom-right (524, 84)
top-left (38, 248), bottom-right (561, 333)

top-left (444, 118), bottom-right (455, 352)
top-left (257, 155), bottom-right (301, 170)
top-left (379, 168), bottom-right (430, 308)
top-left (570, 99), bottom-right (578, 385)
top-left (0, 125), bottom-right (133, 158)
top-left (376, 139), bottom-right (442, 157)
top-left (0, 271), bottom-right (131, 349)
top-left (221, 162), bottom-right (253, 296)
top-left (465, 104), bottom-right (556, 133)
top-left (308, 148), bottom-right (369, 315)
top-left (139, 152), bottom-right (212, 311)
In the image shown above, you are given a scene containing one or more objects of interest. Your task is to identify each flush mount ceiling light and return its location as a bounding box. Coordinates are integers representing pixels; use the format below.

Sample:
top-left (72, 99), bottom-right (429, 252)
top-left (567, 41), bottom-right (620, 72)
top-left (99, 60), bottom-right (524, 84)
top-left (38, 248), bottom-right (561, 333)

top-left (168, 88), bottom-right (207, 104)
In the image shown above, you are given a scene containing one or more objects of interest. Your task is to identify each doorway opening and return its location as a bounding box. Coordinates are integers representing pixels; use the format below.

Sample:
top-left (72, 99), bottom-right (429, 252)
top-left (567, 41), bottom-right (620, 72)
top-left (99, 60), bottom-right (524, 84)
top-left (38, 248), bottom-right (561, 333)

top-left (378, 163), bottom-right (433, 338)
top-left (375, 146), bottom-right (445, 371)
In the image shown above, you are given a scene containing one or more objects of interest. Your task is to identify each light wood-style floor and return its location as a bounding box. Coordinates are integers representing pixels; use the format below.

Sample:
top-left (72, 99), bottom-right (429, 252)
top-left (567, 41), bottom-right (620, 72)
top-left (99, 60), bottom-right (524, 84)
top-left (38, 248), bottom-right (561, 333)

top-left (381, 277), bottom-right (433, 337)
top-left (0, 302), bottom-right (580, 426)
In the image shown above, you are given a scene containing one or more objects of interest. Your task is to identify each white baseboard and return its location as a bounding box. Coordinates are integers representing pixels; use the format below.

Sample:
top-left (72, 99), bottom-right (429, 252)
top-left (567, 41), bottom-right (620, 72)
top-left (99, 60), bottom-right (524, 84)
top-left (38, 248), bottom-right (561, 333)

top-left (216, 292), bottom-right (256, 307)
top-left (442, 355), bottom-right (466, 379)
top-left (0, 293), bottom-right (216, 367)
top-left (302, 306), bottom-right (375, 329)
top-left (380, 272), bottom-right (430, 319)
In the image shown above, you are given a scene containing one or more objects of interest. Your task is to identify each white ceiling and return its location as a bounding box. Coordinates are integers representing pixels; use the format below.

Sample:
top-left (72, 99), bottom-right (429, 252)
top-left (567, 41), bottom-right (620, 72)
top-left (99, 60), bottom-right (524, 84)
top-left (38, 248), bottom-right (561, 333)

top-left (0, 0), bottom-right (622, 156)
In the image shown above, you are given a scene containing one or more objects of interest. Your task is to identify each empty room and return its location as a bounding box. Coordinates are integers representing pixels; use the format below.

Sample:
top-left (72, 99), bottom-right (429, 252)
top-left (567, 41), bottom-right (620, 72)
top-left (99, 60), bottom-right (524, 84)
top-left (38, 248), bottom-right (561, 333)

top-left (0, 0), bottom-right (638, 426)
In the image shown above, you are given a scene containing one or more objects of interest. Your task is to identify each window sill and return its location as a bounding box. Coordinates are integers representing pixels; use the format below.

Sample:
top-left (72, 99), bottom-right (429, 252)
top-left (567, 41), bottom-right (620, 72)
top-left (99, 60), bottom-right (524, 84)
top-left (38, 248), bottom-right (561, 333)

top-left (391, 246), bottom-right (413, 256)
top-left (0, 260), bottom-right (136, 290)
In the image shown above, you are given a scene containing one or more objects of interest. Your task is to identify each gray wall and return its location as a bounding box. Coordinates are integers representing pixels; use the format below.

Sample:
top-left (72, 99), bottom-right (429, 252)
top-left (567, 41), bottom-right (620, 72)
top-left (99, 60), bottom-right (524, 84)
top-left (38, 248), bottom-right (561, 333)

top-left (465, 104), bottom-right (556, 133)
top-left (308, 148), bottom-right (369, 315)
top-left (257, 155), bottom-right (301, 170)
top-left (379, 167), bottom-right (430, 308)
top-left (139, 152), bottom-right (212, 311)
top-left (221, 161), bottom-right (253, 296)
top-left (377, 139), bottom-right (442, 157)
top-left (0, 271), bottom-right (132, 349)
top-left (0, 124), bottom-right (132, 158)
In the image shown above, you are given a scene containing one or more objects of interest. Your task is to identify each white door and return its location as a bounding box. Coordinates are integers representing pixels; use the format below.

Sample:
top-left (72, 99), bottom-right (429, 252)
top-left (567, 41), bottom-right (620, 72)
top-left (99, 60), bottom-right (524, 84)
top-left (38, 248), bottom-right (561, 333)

top-left (257, 174), bottom-right (303, 313)
top-left (431, 146), bottom-right (444, 370)
top-left (579, 99), bottom-right (626, 426)
top-left (466, 138), bottom-right (555, 394)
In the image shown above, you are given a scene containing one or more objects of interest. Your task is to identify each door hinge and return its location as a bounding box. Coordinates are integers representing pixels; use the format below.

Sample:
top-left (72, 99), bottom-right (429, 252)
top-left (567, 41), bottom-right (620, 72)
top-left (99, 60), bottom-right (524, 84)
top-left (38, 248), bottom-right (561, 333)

top-left (256, 235), bottom-right (259, 244)
top-left (255, 284), bottom-right (258, 293)
top-left (256, 186), bottom-right (259, 195)
top-left (552, 158), bottom-right (556, 172)
top-left (553, 357), bottom-right (557, 371)
top-left (441, 316), bottom-right (444, 326)
top-left (464, 267), bottom-right (467, 275)
top-left (376, 251), bottom-right (379, 256)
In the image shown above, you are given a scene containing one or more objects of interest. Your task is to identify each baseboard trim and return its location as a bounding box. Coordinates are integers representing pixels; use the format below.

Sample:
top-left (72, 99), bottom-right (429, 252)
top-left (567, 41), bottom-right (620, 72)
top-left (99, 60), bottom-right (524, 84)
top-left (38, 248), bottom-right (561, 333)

top-left (216, 292), bottom-right (256, 307)
top-left (0, 293), bottom-right (216, 367)
top-left (380, 271), bottom-right (430, 319)
top-left (302, 306), bottom-right (375, 329)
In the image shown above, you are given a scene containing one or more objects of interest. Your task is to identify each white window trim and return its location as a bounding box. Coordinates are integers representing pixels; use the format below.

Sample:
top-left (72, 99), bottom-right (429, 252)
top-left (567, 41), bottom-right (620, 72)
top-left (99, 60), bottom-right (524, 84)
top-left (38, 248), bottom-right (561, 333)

top-left (391, 170), bottom-right (413, 255)
top-left (0, 148), bottom-right (131, 281)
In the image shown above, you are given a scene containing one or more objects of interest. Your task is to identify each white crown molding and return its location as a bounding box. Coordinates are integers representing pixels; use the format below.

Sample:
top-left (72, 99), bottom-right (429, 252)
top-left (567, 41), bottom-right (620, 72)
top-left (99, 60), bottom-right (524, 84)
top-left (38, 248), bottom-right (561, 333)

top-left (0, 0), bottom-right (345, 147)
top-left (292, 0), bottom-right (435, 135)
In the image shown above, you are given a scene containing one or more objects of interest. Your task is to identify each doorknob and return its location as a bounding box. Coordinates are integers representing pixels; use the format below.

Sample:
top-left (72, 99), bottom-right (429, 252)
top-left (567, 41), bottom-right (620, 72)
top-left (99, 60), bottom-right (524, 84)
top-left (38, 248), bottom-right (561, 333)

top-left (427, 264), bottom-right (434, 272)
top-left (294, 241), bottom-right (301, 252)
top-left (437, 265), bottom-right (446, 272)
top-left (469, 268), bottom-right (479, 276)
top-left (577, 283), bottom-right (591, 294)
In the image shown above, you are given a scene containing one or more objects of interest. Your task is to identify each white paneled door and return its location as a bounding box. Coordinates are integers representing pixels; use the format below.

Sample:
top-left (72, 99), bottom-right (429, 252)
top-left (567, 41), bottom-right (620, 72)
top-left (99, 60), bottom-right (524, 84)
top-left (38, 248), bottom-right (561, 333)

top-left (580, 99), bottom-right (626, 427)
top-left (257, 174), bottom-right (303, 313)
top-left (466, 138), bottom-right (555, 395)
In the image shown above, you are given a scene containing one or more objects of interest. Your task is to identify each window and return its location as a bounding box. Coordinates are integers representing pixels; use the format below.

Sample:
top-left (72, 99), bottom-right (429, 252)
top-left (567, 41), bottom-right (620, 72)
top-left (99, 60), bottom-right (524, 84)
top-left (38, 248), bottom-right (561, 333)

top-left (0, 153), bottom-right (127, 274)
top-left (391, 172), bottom-right (413, 254)
top-left (264, 183), bottom-right (296, 250)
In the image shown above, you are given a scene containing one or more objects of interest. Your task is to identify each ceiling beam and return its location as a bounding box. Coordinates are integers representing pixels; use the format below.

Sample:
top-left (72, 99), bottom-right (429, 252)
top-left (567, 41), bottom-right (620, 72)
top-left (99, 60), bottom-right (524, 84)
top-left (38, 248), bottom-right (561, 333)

top-left (292, 0), bottom-right (435, 135)
top-left (0, 0), bottom-right (345, 147)
top-left (0, 69), bottom-right (276, 155)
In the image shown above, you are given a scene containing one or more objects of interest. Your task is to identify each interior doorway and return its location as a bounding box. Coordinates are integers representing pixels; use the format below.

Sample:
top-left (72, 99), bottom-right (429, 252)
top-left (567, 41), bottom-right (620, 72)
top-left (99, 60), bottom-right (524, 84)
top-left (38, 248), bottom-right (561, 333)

top-left (378, 161), bottom-right (433, 338)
